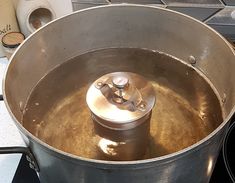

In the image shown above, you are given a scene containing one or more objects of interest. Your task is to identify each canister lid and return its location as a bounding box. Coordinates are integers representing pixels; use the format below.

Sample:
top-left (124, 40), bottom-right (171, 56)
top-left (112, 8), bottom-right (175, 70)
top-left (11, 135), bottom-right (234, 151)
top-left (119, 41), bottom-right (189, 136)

top-left (86, 72), bottom-right (156, 126)
top-left (2, 32), bottom-right (25, 48)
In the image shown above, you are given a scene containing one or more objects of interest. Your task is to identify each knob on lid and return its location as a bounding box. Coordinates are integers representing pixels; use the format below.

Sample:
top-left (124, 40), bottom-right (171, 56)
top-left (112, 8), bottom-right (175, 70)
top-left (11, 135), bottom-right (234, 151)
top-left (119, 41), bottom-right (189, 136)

top-left (86, 72), bottom-right (155, 127)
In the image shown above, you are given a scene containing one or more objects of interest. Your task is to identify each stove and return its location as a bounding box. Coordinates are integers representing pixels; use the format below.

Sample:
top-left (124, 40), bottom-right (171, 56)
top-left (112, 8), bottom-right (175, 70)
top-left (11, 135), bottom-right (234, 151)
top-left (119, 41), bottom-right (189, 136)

top-left (12, 155), bottom-right (40, 183)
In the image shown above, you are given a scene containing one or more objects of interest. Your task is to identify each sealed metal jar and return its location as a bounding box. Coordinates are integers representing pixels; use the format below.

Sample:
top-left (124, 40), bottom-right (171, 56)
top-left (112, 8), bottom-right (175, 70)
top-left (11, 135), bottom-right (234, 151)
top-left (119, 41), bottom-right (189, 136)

top-left (86, 72), bottom-right (155, 160)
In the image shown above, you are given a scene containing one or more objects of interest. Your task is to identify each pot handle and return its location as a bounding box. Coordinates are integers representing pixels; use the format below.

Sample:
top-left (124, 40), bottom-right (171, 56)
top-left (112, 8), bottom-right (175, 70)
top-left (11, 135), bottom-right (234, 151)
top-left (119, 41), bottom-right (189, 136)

top-left (223, 119), bottom-right (235, 182)
top-left (0, 146), bottom-right (40, 172)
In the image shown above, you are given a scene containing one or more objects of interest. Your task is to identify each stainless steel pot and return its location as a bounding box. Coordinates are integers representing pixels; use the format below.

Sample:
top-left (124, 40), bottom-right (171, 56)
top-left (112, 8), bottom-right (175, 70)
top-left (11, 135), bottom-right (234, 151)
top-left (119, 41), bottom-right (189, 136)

top-left (1, 4), bottom-right (235, 183)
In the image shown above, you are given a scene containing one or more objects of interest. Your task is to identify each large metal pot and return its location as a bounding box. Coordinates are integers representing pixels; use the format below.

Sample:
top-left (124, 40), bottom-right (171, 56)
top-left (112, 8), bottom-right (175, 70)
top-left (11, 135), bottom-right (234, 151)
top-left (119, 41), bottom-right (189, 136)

top-left (2, 4), bottom-right (235, 183)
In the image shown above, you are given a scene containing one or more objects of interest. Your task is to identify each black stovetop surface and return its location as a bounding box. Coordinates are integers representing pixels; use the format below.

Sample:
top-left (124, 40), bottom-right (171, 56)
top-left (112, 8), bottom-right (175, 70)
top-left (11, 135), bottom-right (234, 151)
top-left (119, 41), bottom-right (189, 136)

top-left (12, 150), bottom-right (233, 183)
top-left (12, 154), bottom-right (40, 183)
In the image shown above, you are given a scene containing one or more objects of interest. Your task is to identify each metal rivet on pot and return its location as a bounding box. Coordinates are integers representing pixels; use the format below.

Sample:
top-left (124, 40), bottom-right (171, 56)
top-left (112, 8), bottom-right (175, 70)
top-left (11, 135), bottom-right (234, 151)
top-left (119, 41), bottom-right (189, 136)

top-left (222, 93), bottom-right (227, 103)
top-left (19, 101), bottom-right (24, 112)
top-left (95, 81), bottom-right (104, 89)
top-left (188, 55), bottom-right (196, 65)
top-left (138, 102), bottom-right (147, 111)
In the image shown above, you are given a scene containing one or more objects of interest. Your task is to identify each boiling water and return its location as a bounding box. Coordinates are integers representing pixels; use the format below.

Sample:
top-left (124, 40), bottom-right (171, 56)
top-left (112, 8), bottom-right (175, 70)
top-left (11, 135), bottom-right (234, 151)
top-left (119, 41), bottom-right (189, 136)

top-left (22, 48), bottom-right (223, 160)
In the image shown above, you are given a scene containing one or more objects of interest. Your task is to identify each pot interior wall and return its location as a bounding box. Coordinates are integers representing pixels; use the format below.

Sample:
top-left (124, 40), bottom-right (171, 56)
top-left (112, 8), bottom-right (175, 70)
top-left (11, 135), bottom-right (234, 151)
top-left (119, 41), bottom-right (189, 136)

top-left (21, 48), bottom-right (223, 160)
top-left (4, 5), bottom-right (235, 147)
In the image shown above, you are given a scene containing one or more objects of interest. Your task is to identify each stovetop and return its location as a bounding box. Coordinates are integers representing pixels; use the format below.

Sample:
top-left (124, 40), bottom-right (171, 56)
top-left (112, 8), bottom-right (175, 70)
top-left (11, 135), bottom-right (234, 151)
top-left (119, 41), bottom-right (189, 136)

top-left (12, 155), bottom-right (40, 183)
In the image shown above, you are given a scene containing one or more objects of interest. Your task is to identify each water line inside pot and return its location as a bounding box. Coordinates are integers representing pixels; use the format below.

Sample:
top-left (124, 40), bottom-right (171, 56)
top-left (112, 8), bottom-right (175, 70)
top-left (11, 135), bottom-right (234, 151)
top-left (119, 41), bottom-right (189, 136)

top-left (21, 48), bottom-right (224, 161)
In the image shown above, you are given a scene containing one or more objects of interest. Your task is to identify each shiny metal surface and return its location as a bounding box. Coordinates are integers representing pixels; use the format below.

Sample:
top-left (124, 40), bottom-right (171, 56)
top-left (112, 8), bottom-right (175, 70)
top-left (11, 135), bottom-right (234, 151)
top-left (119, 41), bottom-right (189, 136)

top-left (86, 72), bottom-right (155, 125)
top-left (112, 76), bottom-right (129, 88)
top-left (3, 5), bottom-right (235, 183)
top-left (86, 71), bottom-right (155, 160)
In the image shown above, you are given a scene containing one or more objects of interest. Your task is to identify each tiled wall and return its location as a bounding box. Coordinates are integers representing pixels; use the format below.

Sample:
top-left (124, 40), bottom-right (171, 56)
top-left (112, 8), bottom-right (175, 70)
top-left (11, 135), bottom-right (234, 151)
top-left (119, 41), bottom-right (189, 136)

top-left (71, 0), bottom-right (235, 41)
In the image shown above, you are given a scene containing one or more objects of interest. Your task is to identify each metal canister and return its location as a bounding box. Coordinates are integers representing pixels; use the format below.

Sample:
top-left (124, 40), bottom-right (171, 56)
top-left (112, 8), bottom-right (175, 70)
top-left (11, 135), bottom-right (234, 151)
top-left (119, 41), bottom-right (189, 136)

top-left (86, 72), bottom-right (156, 160)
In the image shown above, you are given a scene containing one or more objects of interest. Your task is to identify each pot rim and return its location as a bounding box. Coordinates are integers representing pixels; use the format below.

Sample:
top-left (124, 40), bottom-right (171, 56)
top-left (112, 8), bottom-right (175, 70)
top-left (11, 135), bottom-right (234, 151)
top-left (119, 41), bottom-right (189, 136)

top-left (3, 4), bottom-right (235, 166)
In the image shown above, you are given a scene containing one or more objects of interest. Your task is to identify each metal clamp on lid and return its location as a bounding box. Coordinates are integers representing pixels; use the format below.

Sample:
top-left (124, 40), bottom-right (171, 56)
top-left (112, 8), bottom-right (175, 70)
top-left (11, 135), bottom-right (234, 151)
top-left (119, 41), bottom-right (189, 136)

top-left (95, 75), bottom-right (147, 112)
